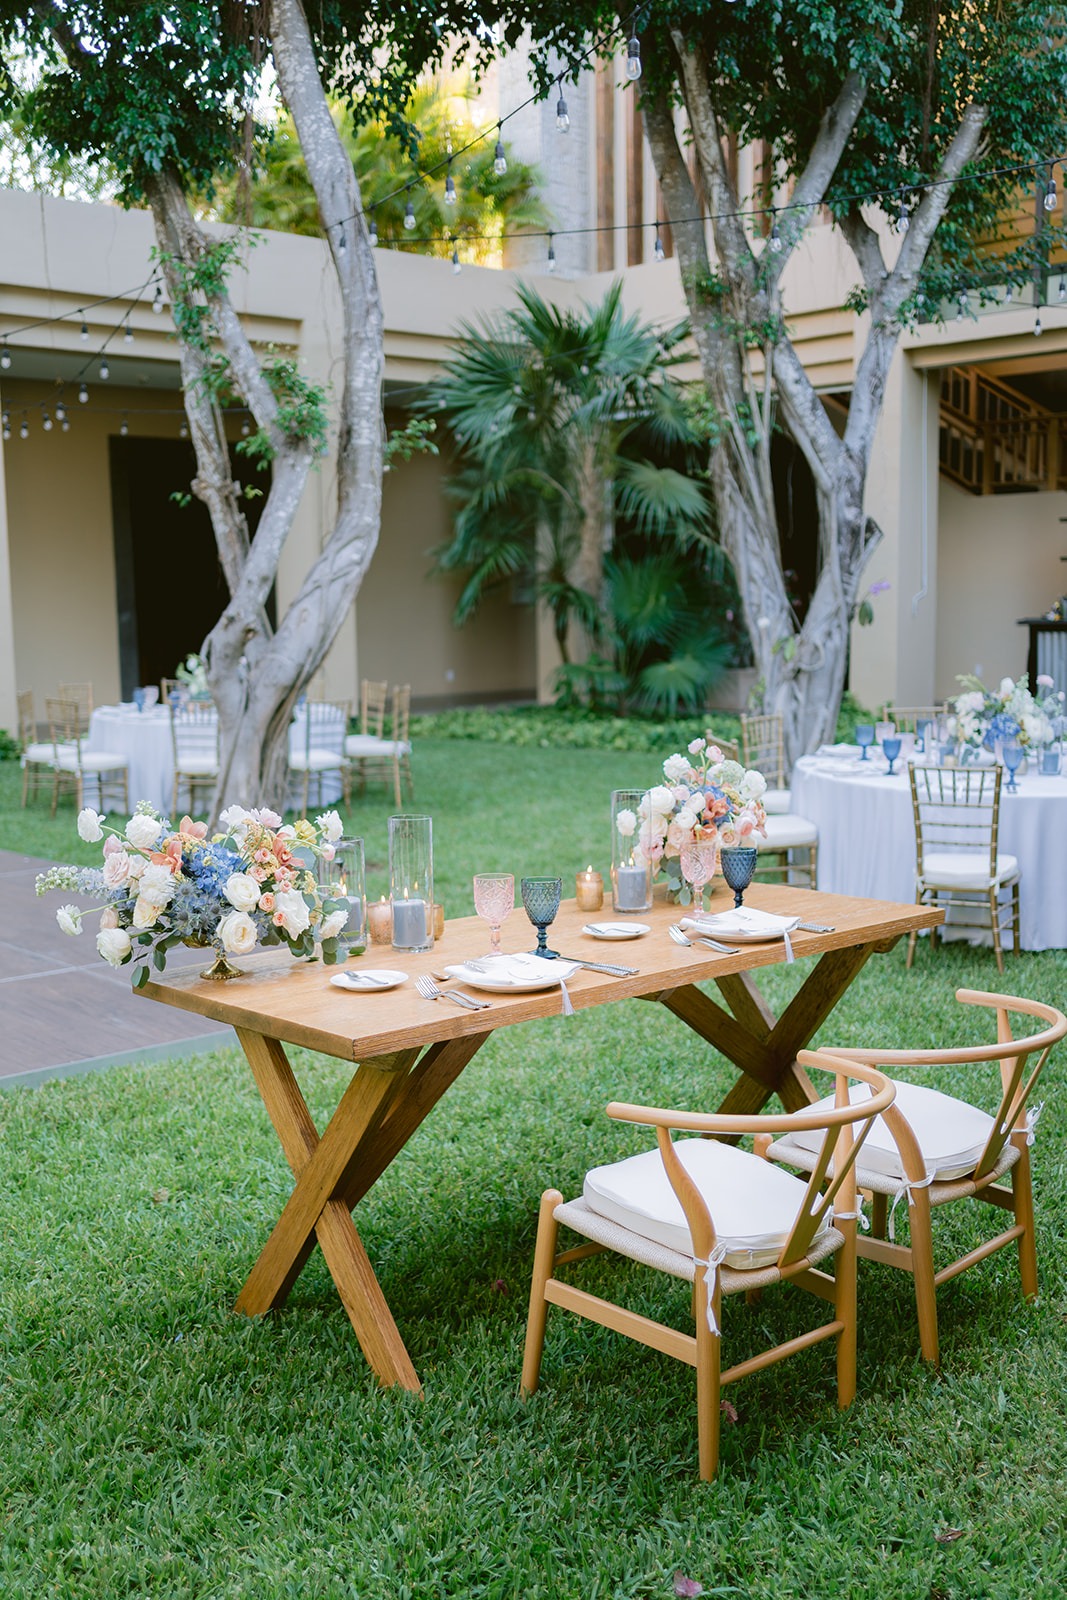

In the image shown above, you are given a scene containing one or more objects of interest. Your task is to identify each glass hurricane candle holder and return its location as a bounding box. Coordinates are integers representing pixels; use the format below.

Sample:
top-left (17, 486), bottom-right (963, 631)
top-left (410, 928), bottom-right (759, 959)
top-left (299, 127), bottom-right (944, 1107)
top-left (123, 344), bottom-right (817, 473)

top-left (611, 789), bottom-right (652, 913)
top-left (315, 836), bottom-right (366, 956)
top-left (389, 814), bottom-right (433, 952)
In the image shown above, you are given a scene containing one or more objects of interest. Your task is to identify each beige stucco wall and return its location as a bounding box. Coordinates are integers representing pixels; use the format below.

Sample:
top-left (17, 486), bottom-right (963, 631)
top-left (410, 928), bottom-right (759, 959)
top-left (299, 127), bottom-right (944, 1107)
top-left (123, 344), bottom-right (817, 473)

top-left (935, 479), bottom-right (1067, 699)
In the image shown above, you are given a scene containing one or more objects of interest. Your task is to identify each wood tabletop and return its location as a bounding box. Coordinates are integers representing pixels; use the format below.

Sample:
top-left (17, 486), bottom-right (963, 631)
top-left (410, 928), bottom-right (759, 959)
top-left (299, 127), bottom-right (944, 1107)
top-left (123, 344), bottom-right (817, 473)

top-left (136, 883), bottom-right (943, 1064)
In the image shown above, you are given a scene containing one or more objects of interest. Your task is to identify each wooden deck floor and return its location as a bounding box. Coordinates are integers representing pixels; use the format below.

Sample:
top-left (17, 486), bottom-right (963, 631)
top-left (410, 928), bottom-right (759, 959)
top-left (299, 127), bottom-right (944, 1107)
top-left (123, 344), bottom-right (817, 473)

top-left (0, 850), bottom-right (229, 1084)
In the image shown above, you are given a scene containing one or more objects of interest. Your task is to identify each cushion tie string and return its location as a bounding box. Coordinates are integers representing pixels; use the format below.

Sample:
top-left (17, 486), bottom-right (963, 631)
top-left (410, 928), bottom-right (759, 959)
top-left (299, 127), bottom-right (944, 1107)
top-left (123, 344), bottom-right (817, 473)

top-left (1024, 1101), bottom-right (1044, 1146)
top-left (693, 1244), bottom-right (728, 1336)
top-left (783, 930), bottom-right (795, 964)
top-left (888, 1171), bottom-right (934, 1242)
top-left (559, 978), bottom-right (574, 1017)
top-left (833, 1199), bottom-right (870, 1232)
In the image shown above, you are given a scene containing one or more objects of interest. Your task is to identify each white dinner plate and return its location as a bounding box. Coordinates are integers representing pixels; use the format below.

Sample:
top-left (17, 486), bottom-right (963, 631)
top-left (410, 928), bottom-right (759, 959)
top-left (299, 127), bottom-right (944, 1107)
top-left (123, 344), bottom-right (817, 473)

top-left (329, 969), bottom-right (408, 992)
top-left (681, 909), bottom-right (800, 944)
top-left (443, 956), bottom-right (581, 992)
top-left (582, 922), bottom-right (651, 940)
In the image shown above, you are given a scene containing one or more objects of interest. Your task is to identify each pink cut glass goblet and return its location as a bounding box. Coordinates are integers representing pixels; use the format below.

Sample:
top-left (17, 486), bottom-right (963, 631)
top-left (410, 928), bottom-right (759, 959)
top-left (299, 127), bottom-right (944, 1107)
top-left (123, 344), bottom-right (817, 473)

top-left (473, 873), bottom-right (515, 957)
top-left (679, 835), bottom-right (718, 915)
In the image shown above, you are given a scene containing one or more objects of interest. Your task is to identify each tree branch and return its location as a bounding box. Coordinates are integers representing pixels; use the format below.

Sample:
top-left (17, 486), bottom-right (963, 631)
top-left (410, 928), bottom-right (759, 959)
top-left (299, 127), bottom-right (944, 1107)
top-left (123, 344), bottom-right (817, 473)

top-left (765, 70), bottom-right (869, 293)
top-left (668, 32), bottom-right (755, 291)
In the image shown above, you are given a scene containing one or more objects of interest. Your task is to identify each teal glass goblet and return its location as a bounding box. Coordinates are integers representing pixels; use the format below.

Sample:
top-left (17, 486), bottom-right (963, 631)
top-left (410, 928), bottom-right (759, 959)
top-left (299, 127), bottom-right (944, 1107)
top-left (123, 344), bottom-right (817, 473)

top-left (855, 724), bottom-right (874, 760)
top-left (521, 876), bottom-right (562, 958)
top-left (1002, 739), bottom-right (1024, 793)
top-left (720, 845), bottom-right (758, 909)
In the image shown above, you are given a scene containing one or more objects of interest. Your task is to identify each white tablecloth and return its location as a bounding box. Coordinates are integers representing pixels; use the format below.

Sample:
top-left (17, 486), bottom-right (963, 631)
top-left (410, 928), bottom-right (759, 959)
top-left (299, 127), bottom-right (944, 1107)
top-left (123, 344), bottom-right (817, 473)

top-left (791, 752), bottom-right (1067, 951)
top-left (86, 705), bottom-right (341, 817)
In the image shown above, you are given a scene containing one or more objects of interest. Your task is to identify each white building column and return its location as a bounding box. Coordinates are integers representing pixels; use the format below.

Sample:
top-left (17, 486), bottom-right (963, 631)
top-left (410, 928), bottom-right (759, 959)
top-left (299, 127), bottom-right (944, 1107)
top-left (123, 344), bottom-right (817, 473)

top-left (0, 438), bottom-right (18, 731)
top-left (849, 353), bottom-right (940, 711)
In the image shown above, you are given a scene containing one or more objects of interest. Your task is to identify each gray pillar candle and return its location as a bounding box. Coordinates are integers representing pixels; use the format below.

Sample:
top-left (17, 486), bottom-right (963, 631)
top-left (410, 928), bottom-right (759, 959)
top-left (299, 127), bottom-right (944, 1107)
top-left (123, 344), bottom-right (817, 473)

top-left (614, 864), bottom-right (649, 911)
top-left (392, 896), bottom-right (428, 949)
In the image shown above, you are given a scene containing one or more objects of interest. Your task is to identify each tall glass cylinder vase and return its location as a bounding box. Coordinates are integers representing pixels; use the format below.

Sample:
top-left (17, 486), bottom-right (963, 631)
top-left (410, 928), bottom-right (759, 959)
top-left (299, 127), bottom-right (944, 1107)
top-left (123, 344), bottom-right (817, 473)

top-left (316, 837), bottom-right (366, 956)
top-left (610, 789), bottom-right (652, 913)
top-left (389, 815), bottom-right (434, 952)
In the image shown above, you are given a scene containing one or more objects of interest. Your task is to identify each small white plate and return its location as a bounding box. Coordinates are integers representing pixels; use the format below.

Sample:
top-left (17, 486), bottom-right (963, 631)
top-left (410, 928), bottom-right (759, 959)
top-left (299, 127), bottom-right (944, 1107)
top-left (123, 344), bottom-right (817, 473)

top-left (329, 969), bottom-right (408, 992)
top-left (583, 922), bottom-right (651, 940)
top-left (443, 957), bottom-right (580, 992)
top-left (683, 910), bottom-right (800, 944)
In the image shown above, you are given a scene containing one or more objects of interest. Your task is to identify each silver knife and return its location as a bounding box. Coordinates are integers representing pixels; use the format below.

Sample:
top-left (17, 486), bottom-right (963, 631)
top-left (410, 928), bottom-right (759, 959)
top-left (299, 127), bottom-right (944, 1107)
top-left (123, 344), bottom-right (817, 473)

top-left (797, 921), bottom-right (835, 932)
top-left (557, 957), bottom-right (638, 975)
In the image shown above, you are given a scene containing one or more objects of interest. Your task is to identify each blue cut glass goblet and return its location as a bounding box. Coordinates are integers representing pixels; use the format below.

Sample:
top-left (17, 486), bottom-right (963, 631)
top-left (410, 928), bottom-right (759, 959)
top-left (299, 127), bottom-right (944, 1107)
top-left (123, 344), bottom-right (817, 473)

top-left (881, 735), bottom-right (902, 776)
top-left (915, 718), bottom-right (931, 755)
top-left (855, 723), bottom-right (874, 760)
top-left (521, 876), bottom-right (562, 958)
top-left (132, 686), bottom-right (146, 713)
top-left (720, 845), bottom-right (758, 910)
top-left (1002, 739), bottom-right (1024, 793)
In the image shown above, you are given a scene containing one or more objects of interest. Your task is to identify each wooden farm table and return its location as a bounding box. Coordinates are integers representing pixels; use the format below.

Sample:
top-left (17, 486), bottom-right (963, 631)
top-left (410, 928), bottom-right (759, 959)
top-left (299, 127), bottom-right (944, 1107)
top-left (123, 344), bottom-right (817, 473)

top-left (138, 883), bottom-right (941, 1392)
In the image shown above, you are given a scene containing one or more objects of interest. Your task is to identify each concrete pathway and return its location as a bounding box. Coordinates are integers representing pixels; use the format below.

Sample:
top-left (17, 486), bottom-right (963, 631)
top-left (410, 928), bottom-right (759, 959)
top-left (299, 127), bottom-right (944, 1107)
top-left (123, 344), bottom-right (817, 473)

top-left (0, 849), bottom-right (230, 1086)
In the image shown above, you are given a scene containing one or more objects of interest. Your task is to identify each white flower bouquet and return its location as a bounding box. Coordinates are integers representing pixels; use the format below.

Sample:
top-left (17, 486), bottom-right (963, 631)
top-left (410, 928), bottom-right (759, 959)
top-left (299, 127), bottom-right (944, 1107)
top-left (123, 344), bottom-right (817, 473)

top-left (38, 802), bottom-right (354, 986)
top-left (622, 737), bottom-right (768, 903)
top-left (949, 673), bottom-right (1063, 753)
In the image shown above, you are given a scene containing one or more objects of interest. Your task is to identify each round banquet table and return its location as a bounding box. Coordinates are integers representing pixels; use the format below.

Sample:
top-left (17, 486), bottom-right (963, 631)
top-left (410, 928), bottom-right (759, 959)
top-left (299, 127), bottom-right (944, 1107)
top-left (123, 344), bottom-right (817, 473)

top-left (86, 704), bottom-right (341, 816)
top-left (791, 750), bottom-right (1067, 952)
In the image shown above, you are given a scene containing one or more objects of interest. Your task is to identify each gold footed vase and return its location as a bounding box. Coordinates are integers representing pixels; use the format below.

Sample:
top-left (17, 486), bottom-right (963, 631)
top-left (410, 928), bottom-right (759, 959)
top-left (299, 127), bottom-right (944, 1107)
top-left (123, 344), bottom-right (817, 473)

top-left (183, 936), bottom-right (242, 981)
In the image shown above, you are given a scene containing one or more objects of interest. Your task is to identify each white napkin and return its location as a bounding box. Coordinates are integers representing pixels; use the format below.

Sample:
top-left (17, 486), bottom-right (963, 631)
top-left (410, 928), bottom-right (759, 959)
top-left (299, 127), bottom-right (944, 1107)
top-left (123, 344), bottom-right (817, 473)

top-left (443, 954), bottom-right (580, 985)
top-left (815, 742), bottom-right (860, 758)
top-left (681, 908), bottom-right (799, 959)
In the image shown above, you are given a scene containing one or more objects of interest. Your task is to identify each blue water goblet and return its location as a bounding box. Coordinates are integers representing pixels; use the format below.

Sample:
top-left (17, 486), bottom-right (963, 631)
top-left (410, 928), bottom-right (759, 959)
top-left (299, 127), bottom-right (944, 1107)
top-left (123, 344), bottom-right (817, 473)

top-left (915, 718), bottom-right (931, 755)
top-left (881, 735), bottom-right (902, 776)
top-left (521, 876), bottom-right (562, 958)
top-left (720, 845), bottom-right (759, 910)
top-left (132, 686), bottom-right (146, 714)
top-left (1002, 739), bottom-right (1024, 793)
top-left (855, 723), bottom-right (874, 760)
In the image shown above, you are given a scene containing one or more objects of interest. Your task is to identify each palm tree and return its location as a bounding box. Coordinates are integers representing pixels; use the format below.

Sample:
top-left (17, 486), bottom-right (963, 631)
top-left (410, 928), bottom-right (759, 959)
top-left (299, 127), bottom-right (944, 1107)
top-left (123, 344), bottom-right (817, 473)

top-left (202, 79), bottom-right (550, 265)
top-left (427, 281), bottom-right (706, 649)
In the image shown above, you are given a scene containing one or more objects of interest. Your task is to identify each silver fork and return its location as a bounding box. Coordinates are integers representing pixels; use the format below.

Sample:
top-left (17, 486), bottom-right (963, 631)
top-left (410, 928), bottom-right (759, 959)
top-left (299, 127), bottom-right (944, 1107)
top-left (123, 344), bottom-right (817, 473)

top-left (415, 974), bottom-right (490, 1010)
top-left (667, 924), bottom-right (740, 955)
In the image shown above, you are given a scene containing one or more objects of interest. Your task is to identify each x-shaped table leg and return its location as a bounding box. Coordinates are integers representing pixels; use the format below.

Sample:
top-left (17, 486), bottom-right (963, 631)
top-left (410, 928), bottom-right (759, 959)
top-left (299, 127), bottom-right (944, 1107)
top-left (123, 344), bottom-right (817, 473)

top-left (232, 1025), bottom-right (490, 1392)
top-left (656, 942), bottom-right (892, 1113)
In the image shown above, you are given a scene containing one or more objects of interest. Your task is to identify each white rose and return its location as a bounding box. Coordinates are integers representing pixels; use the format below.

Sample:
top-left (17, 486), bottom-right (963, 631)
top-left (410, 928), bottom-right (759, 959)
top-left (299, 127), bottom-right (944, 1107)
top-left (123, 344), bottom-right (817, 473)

top-left (99, 906), bottom-right (120, 930)
top-left (127, 853), bottom-right (147, 880)
top-left (56, 904), bottom-right (82, 937)
top-left (217, 909), bottom-right (258, 955)
top-left (77, 807), bottom-right (106, 842)
top-left (274, 888), bottom-right (311, 938)
top-left (126, 813), bottom-right (162, 850)
top-left (138, 864), bottom-right (176, 908)
top-left (219, 804), bottom-right (253, 832)
top-left (662, 754), bottom-right (690, 783)
top-left (96, 926), bottom-right (132, 966)
top-left (741, 769), bottom-right (767, 800)
top-left (614, 808), bottom-right (636, 838)
top-left (999, 677), bottom-right (1015, 697)
top-left (316, 809), bottom-right (344, 843)
top-left (674, 807), bottom-right (698, 832)
top-left (102, 850), bottom-right (132, 889)
top-left (687, 738), bottom-right (706, 756)
top-left (250, 807), bottom-right (282, 828)
top-left (319, 908), bottom-right (349, 940)
top-left (132, 896), bottom-right (158, 929)
top-left (224, 872), bottom-right (261, 914)
top-left (648, 784), bottom-right (675, 816)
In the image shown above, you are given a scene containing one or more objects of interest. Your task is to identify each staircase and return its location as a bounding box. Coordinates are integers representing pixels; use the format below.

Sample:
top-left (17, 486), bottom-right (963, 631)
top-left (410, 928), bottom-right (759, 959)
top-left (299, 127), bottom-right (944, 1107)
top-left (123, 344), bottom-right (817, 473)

top-left (939, 366), bottom-right (1067, 494)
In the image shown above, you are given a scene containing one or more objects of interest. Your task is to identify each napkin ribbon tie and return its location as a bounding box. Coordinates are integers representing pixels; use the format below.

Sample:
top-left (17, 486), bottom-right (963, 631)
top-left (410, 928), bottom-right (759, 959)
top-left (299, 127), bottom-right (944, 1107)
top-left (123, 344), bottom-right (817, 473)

top-left (693, 1243), bottom-right (728, 1336)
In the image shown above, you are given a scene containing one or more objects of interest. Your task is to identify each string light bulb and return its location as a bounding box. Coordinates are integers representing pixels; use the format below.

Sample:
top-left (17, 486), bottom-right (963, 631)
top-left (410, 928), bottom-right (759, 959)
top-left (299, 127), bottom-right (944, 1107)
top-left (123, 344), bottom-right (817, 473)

top-left (1044, 172), bottom-right (1058, 212)
top-left (368, 215), bottom-right (378, 247)
top-left (120, 414), bottom-right (129, 436)
top-left (179, 420), bottom-right (188, 438)
top-left (556, 82), bottom-right (570, 133)
top-left (55, 402), bottom-right (66, 424)
top-left (1059, 274), bottom-right (1066, 302)
top-left (653, 222), bottom-right (665, 263)
top-left (1004, 283), bottom-right (1013, 303)
top-left (956, 292), bottom-right (967, 322)
top-left (78, 383), bottom-right (89, 404)
top-left (444, 164), bottom-right (457, 205)
top-left (403, 199), bottom-right (416, 230)
top-left (451, 237), bottom-right (461, 274)
top-left (124, 319), bottom-right (133, 343)
top-left (19, 412), bottom-right (29, 439)
top-left (769, 213), bottom-right (782, 253)
top-left (1, 411), bottom-right (9, 441)
top-left (1, 340), bottom-right (10, 369)
top-left (61, 414), bottom-right (70, 432)
top-left (80, 317), bottom-right (88, 341)
top-left (99, 359), bottom-right (110, 380)
top-left (241, 416), bottom-right (250, 436)
top-left (896, 190), bottom-right (910, 234)
top-left (42, 409), bottom-right (52, 432)
top-left (152, 285), bottom-right (164, 313)
top-left (337, 223), bottom-right (347, 251)
top-left (494, 127), bottom-right (507, 176)
top-left (547, 233), bottom-right (557, 273)
top-left (1035, 310), bottom-right (1043, 336)
top-left (626, 34), bottom-right (642, 80)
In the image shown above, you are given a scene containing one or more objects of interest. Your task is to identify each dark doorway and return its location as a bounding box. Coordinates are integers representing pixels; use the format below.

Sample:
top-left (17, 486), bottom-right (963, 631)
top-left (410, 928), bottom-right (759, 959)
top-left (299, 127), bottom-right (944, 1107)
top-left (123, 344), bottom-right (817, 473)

top-left (109, 435), bottom-right (272, 696)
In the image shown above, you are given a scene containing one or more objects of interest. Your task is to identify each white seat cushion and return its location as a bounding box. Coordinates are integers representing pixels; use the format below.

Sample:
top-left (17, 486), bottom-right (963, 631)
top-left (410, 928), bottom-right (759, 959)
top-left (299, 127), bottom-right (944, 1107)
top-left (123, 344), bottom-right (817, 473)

top-left (762, 786), bottom-right (792, 815)
top-left (176, 757), bottom-right (219, 776)
top-left (22, 742), bottom-right (67, 764)
top-left (758, 812), bottom-right (818, 849)
top-left (775, 1080), bottom-right (995, 1182)
top-left (344, 733), bottom-right (390, 757)
top-left (291, 747), bottom-right (343, 771)
top-left (920, 850), bottom-right (1019, 889)
top-left (56, 751), bottom-right (127, 773)
top-left (583, 1137), bottom-right (829, 1269)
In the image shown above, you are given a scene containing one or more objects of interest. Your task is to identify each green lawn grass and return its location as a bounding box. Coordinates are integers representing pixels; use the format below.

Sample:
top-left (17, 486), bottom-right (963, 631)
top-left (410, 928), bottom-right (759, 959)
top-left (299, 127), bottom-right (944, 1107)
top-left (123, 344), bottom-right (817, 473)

top-left (3, 734), bottom-right (1067, 1597)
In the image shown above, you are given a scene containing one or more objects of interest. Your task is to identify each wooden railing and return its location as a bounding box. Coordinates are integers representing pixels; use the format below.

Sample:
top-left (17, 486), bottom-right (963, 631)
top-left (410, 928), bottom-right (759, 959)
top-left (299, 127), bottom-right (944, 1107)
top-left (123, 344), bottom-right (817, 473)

top-left (939, 366), bottom-right (1067, 495)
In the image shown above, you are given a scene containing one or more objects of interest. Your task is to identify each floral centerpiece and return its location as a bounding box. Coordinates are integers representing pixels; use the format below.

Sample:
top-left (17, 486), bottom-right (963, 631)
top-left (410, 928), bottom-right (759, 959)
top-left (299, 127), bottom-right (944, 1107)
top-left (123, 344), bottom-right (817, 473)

top-left (174, 652), bottom-right (211, 701)
top-left (620, 736), bottom-right (768, 903)
top-left (37, 803), bottom-right (354, 986)
top-left (949, 673), bottom-right (1063, 756)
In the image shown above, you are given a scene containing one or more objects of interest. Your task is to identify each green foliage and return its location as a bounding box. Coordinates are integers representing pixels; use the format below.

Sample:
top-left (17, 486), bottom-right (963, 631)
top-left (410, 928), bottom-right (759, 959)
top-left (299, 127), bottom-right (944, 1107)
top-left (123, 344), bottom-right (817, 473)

top-left (0, 726), bottom-right (19, 760)
top-left (384, 416), bottom-right (439, 466)
top-left (203, 80), bottom-right (551, 264)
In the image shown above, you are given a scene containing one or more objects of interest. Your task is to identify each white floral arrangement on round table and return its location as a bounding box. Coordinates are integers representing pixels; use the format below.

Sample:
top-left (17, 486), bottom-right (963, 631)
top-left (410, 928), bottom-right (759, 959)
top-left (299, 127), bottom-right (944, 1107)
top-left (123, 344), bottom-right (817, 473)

top-left (619, 736), bottom-right (768, 903)
top-left (949, 673), bottom-right (1064, 756)
top-left (37, 803), bottom-right (354, 986)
